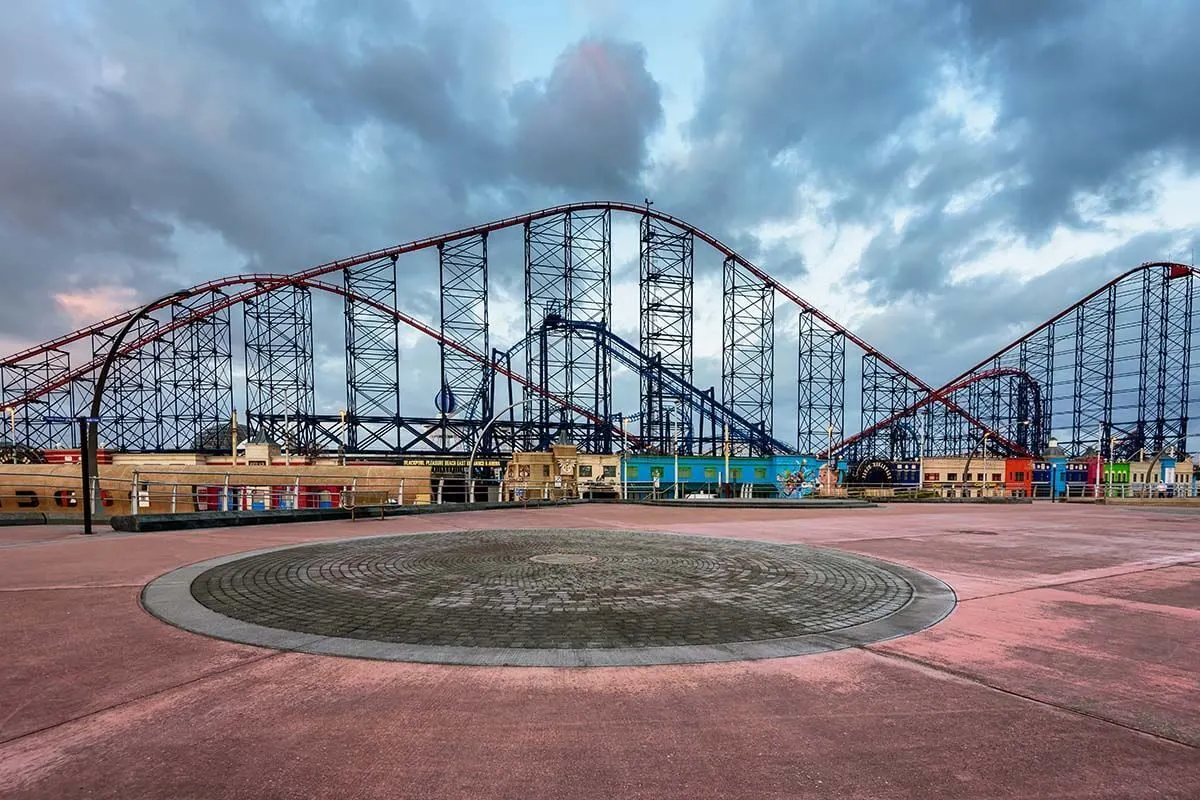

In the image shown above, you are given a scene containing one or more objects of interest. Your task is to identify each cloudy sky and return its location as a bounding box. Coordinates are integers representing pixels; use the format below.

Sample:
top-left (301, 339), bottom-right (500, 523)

top-left (3, 0), bottom-right (1199, 432)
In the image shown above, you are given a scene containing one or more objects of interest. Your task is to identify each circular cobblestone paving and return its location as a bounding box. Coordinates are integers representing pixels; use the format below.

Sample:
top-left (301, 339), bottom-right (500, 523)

top-left (143, 529), bottom-right (956, 666)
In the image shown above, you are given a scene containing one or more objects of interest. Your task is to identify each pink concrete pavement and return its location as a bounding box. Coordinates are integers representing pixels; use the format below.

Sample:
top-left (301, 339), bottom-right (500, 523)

top-left (1, 503), bottom-right (1197, 799)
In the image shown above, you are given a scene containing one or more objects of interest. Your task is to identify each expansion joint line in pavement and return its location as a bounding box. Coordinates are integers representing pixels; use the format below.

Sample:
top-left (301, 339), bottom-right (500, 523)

top-left (861, 646), bottom-right (1197, 750)
top-left (0, 649), bottom-right (288, 748)
top-left (955, 556), bottom-right (1200, 603)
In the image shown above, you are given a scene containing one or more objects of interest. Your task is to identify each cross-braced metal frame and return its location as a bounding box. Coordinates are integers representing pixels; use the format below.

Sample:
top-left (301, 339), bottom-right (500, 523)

top-left (2, 203), bottom-right (1195, 464)
top-left (0, 349), bottom-right (75, 448)
top-left (346, 255), bottom-right (401, 452)
top-left (797, 311), bottom-right (845, 455)
top-left (722, 256), bottom-right (772, 457)
top-left (166, 293), bottom-right (233, 450)
top-left (524, 210), bottom-right (611, 453)
top-left (640, 214), bottom-right (693, 454)
top-left (91, 317), bottom-right (163, 450)
top-left (439, 235), bottom-right (488, 422)
top-left (859, 354), bottom-right (923, 459)
top-left (244, 284), bottom-right (315, 449)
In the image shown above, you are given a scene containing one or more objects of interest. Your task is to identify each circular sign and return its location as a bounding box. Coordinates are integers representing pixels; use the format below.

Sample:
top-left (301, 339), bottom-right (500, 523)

top-left (434, 386), bottom-right (457, 415)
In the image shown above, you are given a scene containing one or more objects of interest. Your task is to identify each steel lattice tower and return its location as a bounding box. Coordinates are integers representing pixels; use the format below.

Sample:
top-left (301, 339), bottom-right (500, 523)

top-left (90, 317), bottom-right (164, 450)
top-left (640, 214), bottom-right (693, 454)
top-left (859, 354), bottom-right (923, 460)
top-left (0, 349), bottom-right (75, 448)
top-left (524, 210), bottom-right (611, 452)
top-left (797, 311), bottom-right (845, 454)
top-left (345, 255), bottom-right (401, 452)
top-left (722, 256), bottom-right (772, 457)
top-left (244, 284), bottom-right (315, 449)
top-left (165, 293), bottom-right (233, 450)
top-left (439, 235), bottom-right (489, 420)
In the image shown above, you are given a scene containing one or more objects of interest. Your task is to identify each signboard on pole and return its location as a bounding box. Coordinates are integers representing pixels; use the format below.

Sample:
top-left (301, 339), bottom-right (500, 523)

top-left (435, 386), bottom-right (457, 416)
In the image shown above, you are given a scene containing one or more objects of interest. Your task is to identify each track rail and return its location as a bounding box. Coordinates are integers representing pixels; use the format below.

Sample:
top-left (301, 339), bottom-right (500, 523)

top-left (1, 201), bottom-right (1065, 454)
top-left (828, 368), bottom-right (1043, 457)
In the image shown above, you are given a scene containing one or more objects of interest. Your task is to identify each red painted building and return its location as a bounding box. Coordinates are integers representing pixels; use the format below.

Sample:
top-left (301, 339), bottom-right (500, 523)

top-left (1005, 457), bottom-right (1033, 497)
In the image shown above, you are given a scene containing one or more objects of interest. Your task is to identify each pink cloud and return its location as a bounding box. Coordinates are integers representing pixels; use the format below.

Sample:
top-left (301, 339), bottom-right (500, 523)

top-left (53, 286), bottom-right (139, 325)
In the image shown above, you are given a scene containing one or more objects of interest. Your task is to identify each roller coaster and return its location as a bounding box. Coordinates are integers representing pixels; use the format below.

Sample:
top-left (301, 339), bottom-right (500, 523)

top-left (1, 201), bottom-right (1196, 464)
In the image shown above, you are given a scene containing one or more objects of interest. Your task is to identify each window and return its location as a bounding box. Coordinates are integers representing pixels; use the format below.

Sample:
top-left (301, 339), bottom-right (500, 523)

top-left (578, 464), bottom-right (593, 478)
top-left (730, 468), bottom-right (742, 481)
top-left (1014, 471), bottom-right (1025, 481)
top-left (704, 467), bottom-right (717, 480)
top-left (679, 466), bottom-right (693, 479)
top-left (976, 473), bottom-right (984, 481)
top-left (947, 473), bottom-right (958, 481)
top-left (754, 467), bottom-right (767, 480)
top-left (650, 466), bottom-right (665, 479)
top-left (924, 472), bottom-right (940, 482)
top-left (542, 465), bottom-right (550, 477)
top-left (625, 466), bottom-right (638, 479)
top-left (602, 465), bottom-right (616, 478)
top-left (991, 473), bottom-right (1002, 482)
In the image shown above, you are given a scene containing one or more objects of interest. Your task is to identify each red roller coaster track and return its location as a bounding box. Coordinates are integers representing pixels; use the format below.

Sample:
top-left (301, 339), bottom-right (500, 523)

top-left (825, 260), bottom-right (1198, 457)
top-left (2, 201), bottom-right (1066, 455)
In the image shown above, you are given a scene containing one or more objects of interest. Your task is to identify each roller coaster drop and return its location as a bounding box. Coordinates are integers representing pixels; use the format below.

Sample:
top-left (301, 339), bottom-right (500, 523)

top-left (1, 202), bottom-right (1196, 464)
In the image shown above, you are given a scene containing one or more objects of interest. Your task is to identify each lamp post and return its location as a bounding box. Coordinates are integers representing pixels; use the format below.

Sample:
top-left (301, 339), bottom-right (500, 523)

top-left (916, 412), bottom-right (925, 493)
top-left (467, 398), bottom-right (530, 503)
top-left (338, 408), bottom-right (347, 466)
top-left (82, 288), bottom-right (191, 535)
top-left (673, 418), bottom-right (681, 500)
top-left (982, 432), bottom-right (989, 497)
top-left (826, 424), bottom-right (835, 495)
top-left (1108, 434), bottom-right (1116, 498)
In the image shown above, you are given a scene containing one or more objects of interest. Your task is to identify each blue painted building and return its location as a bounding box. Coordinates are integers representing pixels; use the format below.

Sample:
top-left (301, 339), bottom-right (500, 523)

top-left (621, 454), bottom-right (839, 498)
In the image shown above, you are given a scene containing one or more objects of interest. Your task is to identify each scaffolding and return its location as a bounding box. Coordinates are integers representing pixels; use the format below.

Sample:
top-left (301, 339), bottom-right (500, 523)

top-left (244, 284), bottom-right (315, 449)
top-left (90, 317), bottom-right (163, 450)
top-left (524, 210), bottom-right (611, 452)
top-left (166, 293), bottom-right (233, 450)
top-left (0, 349), bottom-right (76, 448)
top-left (439, 234), bottom-right (489, 421)
top-left (346, 255), bottom-right (401, 452)
top-left (722, 257), bottom-right (772, 457)
top-left (797, 311), bottom-right (844, 454)
top-left (640, 215), bottom-right (694, 453)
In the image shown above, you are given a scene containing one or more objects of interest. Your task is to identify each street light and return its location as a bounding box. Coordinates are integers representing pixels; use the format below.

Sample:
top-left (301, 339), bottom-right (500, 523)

top-left (466, 398), bottom-right (531, 504)
top-left (826, 424), bottom-right (835, 495)
top-left (82, 288), bottom-right (191, 535)
top-left (3, 406), bottom-right (15, 444)
top-left (338, 408), bottom-right (347, 466)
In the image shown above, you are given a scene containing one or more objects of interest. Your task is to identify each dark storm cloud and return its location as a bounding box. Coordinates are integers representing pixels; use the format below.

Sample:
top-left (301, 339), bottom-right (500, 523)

top-left (511, 39), bottom-right (663, 194)
top-left (0, 0), bottom-right (664, 348)
top-left (674, 0), bottom-right (1200, 303)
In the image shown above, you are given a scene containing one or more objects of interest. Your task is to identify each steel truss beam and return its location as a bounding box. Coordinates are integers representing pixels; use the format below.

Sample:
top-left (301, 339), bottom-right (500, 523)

top-left (91, 317), bottom-right (164, 450)
top-left (721, 256), bottom-right (772, 457)
top-left (244, 284), bottom-right (315, 449)
top-left (1071, 285), bottom-right (1116, 455)
top-left (1139, 263), bottom-right (1193, 456)
top-left (640, 214), bottom-right (694, 454)
top-left (439, 235), bottom-right (488, 422)
top-left (859, 354), bottom-right (923, 459)
top-left (166, 293), bottom-right (233, 450)
top-left (346, 255), bottom-right (401, 451)
top-left (0, 349), bottom-right (75, 448)
top-left (797, 311), bottom-right (844, 455)
top-left (524, 210), bottom-right (611, 453)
